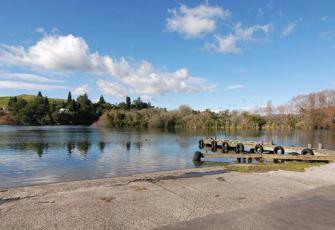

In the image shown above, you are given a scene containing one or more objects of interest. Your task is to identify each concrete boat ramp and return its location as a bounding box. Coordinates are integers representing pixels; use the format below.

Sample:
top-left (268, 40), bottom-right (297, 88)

top-left (1, 164), bottom-right (335, 229)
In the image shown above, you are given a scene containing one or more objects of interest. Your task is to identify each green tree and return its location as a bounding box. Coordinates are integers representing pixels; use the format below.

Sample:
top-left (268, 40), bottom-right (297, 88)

top-left (67, 92), bottom-right (72, 104)
top-left (76, 94), bottom-right (97, 124)
top-left (7, 97), bottom-right (18, 111)
top-left (98, 95), bottom-right (106, 104)
top-left (126, 96), bottom-right (131, 110)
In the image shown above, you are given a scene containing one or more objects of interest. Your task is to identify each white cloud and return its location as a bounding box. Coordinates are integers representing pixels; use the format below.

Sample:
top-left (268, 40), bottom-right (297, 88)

top-left (72, 84), bottom-right (90, 96)
top-left (167, 4), bottom-right (272, 55)
top-left (224, 84), bottom-right (244, 91)
top-left (0, 72), bottom-right (62, 83)
top-left (0, 34), bottom-right (215, 97)
top-left (210, 34), bottom-right (240, 54)
top-left (166, 4), bottom-right (230, 38)
top-left (0, 80), bottom-right (67, 90)
top-left (208, 22), bottom-right (272, 54)
top-left (0, 34), bottom-right (104, 73)
top-left (233, 22), bottom-right (271, 40)
top-left (97, 80), bottom-right (127, 98)
top-left (281, 20), bottom-right (299, 37)
top-left (97, 63), bottom-right (215, 97)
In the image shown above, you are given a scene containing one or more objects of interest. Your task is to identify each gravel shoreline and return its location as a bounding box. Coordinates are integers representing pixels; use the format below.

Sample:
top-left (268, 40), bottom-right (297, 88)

top-left (1, 163), bottom-right (335, 229)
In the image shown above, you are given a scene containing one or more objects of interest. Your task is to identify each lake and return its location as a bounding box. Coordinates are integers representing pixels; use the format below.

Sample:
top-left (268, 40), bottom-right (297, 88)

top-left (1, 125), bottom-right (335, 188)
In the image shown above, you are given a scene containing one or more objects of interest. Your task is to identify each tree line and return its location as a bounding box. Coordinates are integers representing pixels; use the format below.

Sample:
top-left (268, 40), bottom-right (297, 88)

top-left (4, 89), bottom-right (335, 129)
top-left (96, 89), bottom-right (335, 130)
top-left (95, 105), bottom-right (267, 129)
top-left (6, 92), bottom-right (153, 125)
top-left (7, 92), bottom-right (104, 125)
top-left (259, 90), bottom-right (335, 129)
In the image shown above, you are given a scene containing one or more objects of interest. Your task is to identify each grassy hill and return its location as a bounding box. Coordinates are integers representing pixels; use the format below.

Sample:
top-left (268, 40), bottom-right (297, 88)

top-left (0, 94), bottom-right (65, 108)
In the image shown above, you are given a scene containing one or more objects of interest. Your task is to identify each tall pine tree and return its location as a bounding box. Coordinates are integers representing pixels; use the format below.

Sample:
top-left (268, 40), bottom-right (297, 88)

top-left (67, 92), bottom-right (72, 104)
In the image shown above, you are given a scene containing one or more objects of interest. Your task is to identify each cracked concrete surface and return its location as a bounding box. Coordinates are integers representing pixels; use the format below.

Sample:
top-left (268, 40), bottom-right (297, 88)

top-left (1, 164), bottom-right (335, 230)
top-left (157, 185), bottom-right (335, 230)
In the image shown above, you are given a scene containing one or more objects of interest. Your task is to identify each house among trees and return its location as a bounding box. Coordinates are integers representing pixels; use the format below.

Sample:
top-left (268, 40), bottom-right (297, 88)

top-left (58, 108), bottom-right (69, 113)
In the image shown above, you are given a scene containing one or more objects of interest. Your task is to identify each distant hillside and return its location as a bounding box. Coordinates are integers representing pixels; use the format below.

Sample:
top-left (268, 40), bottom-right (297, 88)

top-left (0, 94), bottom-right (65, 108)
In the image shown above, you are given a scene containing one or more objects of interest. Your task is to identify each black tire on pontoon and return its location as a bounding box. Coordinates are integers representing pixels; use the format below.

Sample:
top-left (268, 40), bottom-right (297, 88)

top-left (274, 146), bottom-right (285, 155)
top-left (255, 144), bottom-right (264, 154)
top-left (301, 148), bottom-right (314, 155)
top-left (273, 146), bottom-right (285, 163)
top-left (222, 141), bottom-right (229, 153)
top-left (193, 151), bottom-right (204, 161)
top-left (199, 139), bottom-right (204, 149)
top-left (235, 143), bottom-right (244, 153)
top-left (211, 141), bottom-right (218, 152)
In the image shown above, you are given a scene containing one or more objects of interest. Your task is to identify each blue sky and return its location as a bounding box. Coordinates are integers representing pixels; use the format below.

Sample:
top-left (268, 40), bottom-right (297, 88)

top-left (0, 0), bottom-right (335, 110)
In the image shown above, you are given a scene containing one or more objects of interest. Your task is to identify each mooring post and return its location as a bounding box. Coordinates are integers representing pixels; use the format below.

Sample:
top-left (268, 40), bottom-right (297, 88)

top-left (318, 143), bottom-right (323, 149)
top-left (308, 143), bottom-right (312, 149)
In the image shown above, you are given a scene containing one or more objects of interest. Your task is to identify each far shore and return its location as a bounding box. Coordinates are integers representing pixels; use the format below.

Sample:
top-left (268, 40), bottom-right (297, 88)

top-left (1, 163), bottom-right (335, 229)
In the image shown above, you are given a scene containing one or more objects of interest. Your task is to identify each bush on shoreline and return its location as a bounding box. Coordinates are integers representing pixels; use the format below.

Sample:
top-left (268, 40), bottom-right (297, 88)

top-left (94, 106), bottom-right (267, 130)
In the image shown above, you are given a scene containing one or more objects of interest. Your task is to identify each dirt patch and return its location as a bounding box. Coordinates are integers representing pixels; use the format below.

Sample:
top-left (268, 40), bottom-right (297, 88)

top-left (114, 170), bottom-right (225, 187)
top-left (37, 200), bottom-right (55, 204)
top-left (216, 177), bottom-right (226, 182)
top-left (130, 186), bottom-right (148, 192)
top-left (225, 162), bottom-right (326, 173)
top-left (100, 196), bottom-right (115, 203)
top-left (0, 112), bottom-right (15, 125)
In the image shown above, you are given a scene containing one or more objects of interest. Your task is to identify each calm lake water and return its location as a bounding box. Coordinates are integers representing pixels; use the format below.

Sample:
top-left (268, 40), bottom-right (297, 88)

top-left (1, 125), bottom-right (335, 188)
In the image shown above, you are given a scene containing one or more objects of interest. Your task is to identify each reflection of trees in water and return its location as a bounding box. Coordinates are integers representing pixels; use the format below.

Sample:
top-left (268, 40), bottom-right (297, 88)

top-left (117, 141), bottom-right (144, 151)
top-left (134, 141), bottom-right (142, 150)
top-left (66, 142), bottom-right (76, 159)
top-left (2, 141), bottom-right (108, 157)
top-left (0, 127), bottom-right (115, 157)
top-left (76, 141), bottom-right (91, 155)
top-left (35, 143), bottom-right (47, 157)
top-left (126, 141), bottom-right (131, 151)
top-left (122, 141), bottom-right (144, 151)
top-left (7, 143), bottom-right (49, 157)
top-left (247, 130), bottom-right (318, 147)
top-left (2, 129), bottom-right (335, 158)
top-left (223, 129), bottom-right (263, 139)
top-left (99, 141), bottom-right (106, 152)
top-left (278, 130), bottom-right (335, 149)
top-left (67, 142), bottom-right (75, 153)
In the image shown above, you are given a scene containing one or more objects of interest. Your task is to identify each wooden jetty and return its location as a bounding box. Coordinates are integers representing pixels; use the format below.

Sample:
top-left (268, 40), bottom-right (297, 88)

top-left (200, 153), bottom-right (335, 162)
top-left (195, 138), bottom-right (335, 163)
